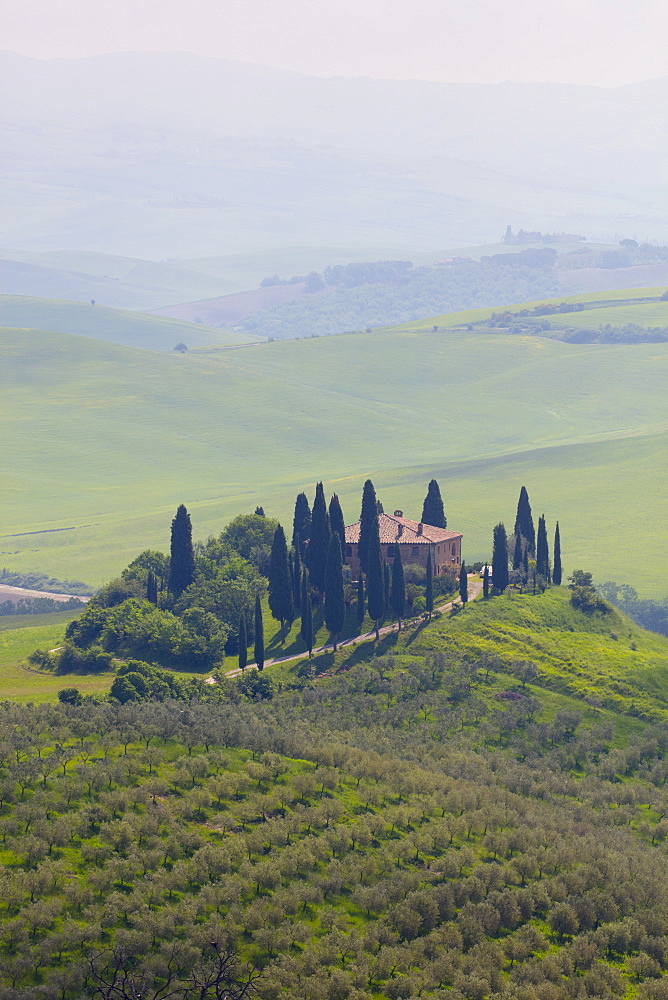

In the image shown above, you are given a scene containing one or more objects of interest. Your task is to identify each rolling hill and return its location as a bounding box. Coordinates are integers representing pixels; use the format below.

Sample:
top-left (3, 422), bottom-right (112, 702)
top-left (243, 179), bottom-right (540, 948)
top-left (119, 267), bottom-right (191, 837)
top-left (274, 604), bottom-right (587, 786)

top-left (1, 288), bottom-right (667, 593)
top-left (5, 52), bottom-right (668, 261)
top-left (0, 296), bottom-right (260, 351)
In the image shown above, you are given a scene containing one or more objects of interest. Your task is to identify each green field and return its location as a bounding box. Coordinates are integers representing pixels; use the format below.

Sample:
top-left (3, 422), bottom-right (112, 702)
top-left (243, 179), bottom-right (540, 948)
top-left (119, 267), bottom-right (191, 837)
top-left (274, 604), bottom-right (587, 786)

top-left (0, 296), bottom-right (259, 351)
top-left (2, 289), bottom-right (668, 594)
top-left (378, 287), bottom-right (668, 334)
top-left (0, 614), bottom-right (114, 702)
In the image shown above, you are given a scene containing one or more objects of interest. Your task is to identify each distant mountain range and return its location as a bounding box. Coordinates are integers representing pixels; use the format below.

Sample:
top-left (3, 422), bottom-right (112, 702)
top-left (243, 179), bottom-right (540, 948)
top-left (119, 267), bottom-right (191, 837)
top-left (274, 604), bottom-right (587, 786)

top-left (2, 51), bottom-right (668, 262)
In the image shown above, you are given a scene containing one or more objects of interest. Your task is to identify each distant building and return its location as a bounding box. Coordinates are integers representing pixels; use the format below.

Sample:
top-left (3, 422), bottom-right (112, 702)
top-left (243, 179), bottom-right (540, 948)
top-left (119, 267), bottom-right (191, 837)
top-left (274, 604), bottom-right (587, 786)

top-left (344, 511), bottom-right (462, 578)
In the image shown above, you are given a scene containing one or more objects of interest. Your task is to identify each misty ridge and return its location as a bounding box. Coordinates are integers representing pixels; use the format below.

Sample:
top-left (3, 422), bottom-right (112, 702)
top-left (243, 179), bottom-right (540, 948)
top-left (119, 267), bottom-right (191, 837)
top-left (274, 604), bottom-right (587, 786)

top-left (2, 50), bottom-right (668, 264)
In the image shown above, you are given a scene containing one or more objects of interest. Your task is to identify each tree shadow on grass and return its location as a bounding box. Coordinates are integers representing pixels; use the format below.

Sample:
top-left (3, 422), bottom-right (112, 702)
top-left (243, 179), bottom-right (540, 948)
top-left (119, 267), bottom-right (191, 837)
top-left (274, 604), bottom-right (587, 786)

top-left (338, 631), bottom-right (399, 670)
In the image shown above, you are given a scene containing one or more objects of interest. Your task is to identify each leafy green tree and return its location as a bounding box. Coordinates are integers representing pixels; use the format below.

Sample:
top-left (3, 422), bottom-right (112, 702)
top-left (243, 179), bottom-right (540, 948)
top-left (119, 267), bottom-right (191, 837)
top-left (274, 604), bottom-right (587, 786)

top-left (292, 492), bottom-right (311, 552)
top-left (268, 526), bottom-right (294, 631)
top-left (300, 569), bottom-right (313, 657)
top-left (492, 523), bottom-right (509, 594)
top-left (421, 479), bottom-right (446, 528)
top-left (238, 613), bottom-right (247, 671)
top-left (482, 564), bottom-right (490, 599)
top-left (328, 494), bottom-right (346, 560)
top-left (459, 562), bottom-right (468, 606)
top-left (57, 688), bottom-right (82, 705)
top-left (254, 595), bottom-right (265, 671)
top-left (324, 535), bottom-right (345, 651)
top-left (514, 486), bottom-right (535, 555)
top-left (553, 521), bottom-right (562, 585)
top-left (390, 543), bottom-right (406, 630)
top-left (306, 482), bottom-right (330, 597)
top-left (220, 513), bottom-right (279, 572)
top-left (425, 555), bottom-right (434, 618)
top-left (168, 504), bottom-right (195, 597)
top-left (366, 521), bottom-right (385, 640)
top-left (536, 514), bottom-right (550, 582)
top-left (358, 479), bottom-right (379, 575)
top-left (356, 574), bottom-right (365, 625)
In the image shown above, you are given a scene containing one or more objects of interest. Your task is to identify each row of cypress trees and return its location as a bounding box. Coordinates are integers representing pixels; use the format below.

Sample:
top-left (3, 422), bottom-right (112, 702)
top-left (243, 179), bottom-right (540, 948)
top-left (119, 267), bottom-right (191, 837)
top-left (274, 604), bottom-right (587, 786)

top-left (489, 486), bottom-right (562, 595)
top-left (166, 477), bottom-right (451, 670)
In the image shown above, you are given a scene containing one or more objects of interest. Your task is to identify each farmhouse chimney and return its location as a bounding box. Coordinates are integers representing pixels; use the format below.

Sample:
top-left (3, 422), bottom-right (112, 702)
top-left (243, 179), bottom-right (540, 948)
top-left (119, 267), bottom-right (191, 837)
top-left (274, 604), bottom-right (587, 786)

top-left (393, 509), bottom-right (403, 516)
top-left (417, 523), bottom-right (423, 536)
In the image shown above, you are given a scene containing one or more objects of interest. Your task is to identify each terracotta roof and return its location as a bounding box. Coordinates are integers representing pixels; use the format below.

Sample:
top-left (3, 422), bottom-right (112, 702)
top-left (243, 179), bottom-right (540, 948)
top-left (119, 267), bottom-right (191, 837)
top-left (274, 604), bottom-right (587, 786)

top-left (345, 513), bottom-right (462, 545)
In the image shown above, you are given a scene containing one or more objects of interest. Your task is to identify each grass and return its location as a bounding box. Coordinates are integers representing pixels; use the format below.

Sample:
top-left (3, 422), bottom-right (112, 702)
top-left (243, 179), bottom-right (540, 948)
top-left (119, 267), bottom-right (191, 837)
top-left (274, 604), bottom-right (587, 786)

top-left (375, 287), bottom-right (668, 334)
top-left (406, 588), bottom-right (668, 721)
top-left (0, 616), bottom-right (113, 702)
top-left (0, 295), bottom-right (259, 351)
top-left (2, 299), bottom-right (668, 593)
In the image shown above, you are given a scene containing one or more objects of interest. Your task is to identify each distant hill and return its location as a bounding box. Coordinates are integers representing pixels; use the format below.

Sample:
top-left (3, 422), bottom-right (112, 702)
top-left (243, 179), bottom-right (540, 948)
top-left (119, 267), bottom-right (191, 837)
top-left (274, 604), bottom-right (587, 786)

top-left (3, 52), bottom-right (668, 259)
top-left (0, 296), bottom-right (259, 351)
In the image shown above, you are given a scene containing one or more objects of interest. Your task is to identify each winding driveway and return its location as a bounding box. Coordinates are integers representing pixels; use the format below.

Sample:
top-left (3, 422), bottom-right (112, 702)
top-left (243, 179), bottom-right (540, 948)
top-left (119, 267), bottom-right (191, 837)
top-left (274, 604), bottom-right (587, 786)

top-left (224, 576), bottom-right (483, 678)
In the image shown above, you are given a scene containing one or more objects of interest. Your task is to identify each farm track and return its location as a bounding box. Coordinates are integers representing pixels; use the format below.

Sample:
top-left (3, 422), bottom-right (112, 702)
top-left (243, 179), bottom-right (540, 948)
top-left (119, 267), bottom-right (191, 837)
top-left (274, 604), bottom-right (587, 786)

top-left (224, 576), bottom-right (483, 678)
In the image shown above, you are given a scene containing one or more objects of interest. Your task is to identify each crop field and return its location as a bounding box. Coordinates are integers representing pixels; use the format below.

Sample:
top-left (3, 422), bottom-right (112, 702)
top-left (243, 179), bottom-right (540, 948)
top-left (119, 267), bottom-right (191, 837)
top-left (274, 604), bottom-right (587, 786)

top-left (1, 306), bottom-right (667, 593)
top-left (0, 295), bottom-right (258, 351)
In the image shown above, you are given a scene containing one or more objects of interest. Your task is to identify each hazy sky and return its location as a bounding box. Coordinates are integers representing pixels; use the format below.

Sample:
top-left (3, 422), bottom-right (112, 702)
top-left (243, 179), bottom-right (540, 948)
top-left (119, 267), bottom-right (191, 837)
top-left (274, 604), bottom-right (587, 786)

top-left (3, 0), bottom-right (667, 86)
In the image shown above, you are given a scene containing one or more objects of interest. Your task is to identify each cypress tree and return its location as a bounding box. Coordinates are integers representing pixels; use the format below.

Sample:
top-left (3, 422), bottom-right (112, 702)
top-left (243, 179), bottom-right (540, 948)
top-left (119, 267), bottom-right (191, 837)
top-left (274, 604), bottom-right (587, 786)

top-left (292, 492), bottom-right (311, 552)
top-left (146, 571), bottom-right (158, 604)
top-left (254, 595), bottom-right (265, 671)
top-left (425, 554), bottom-right (434, 618)
top-left (329, 493), bottom-right (346, 561)
top-left (356, 574), bottom-right (365, 625)
top-left (268, 525), bottom-right (294, 630)
top-left (390, 543), bottom-right (406, 630)
top-left (168, 504), bottom-right (195, 597)
top-left (536, 514), bottom-right (550, 582)
top-left (459, 561), bottom-right (468, 607)
top-left (238, 613), bottom-right (247, 671)
top-left (492, 522), bottom-right (509, 594)
top-left (306, 482), bottom-right (330, 597)
top-left (358, 479), bottom-right (378, 575)
top-left (553, 522), bottom-right (562, 586)
top-left (383, 561), bottom-right (390, 616)
top-left (512, 531), bottom-right (523, 571)
top-left (300, 569), bottom-right (313, 657)
top-left (523, 547), bottom-right (529, 583)
top-left (482, 564), bottom-right (490, 599)
top-left (421, 479), bottom-right (447, 528)
top-left (324, 534), bottom-right (345, 651)
top-left (292, 543), bottom-right (302, 607)
top-left (514, 486), bottom-right (535, 555)
top-left (366, 521), bottom-right (385, 640)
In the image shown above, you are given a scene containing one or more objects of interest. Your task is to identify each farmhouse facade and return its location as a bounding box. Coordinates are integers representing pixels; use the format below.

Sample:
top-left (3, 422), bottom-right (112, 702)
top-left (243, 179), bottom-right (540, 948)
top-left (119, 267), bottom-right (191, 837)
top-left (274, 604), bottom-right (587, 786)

top-left (344, 511), bottom-right (462, 577)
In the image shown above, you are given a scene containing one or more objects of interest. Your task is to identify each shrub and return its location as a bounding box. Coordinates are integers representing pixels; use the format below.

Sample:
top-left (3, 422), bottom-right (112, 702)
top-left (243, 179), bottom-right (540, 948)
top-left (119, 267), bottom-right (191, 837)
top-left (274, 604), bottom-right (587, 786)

top-left (57, 687), bottom-right (82, 705)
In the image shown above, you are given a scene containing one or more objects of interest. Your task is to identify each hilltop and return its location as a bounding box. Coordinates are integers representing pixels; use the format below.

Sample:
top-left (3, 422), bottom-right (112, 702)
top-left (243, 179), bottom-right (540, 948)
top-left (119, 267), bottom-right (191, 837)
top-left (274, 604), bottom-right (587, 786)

top-left (0, 295), bottom-right (258, 351)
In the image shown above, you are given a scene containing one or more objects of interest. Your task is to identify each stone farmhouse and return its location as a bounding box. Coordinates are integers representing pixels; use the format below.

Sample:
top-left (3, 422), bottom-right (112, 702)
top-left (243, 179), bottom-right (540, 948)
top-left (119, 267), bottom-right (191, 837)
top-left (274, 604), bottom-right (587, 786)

top-left (344, 510), bottom-right (462, 578)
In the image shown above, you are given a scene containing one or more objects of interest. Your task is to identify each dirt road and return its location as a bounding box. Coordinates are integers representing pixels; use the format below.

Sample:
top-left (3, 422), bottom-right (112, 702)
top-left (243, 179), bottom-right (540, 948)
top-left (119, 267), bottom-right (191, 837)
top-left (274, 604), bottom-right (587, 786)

top-left (224, 576), bottom-right (483, 679)
top-left (0, 584), bottom-right (89, 605)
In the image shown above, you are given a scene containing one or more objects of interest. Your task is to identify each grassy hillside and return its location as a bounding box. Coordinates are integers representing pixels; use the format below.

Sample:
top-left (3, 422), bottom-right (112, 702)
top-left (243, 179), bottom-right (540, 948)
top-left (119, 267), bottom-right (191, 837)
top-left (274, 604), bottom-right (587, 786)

top-left (0, 296), bottom-right (259, 351)
top-left (1, 316), bottom-right (667, 592)
top-left (378, 287), bottom-right (668, 334)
